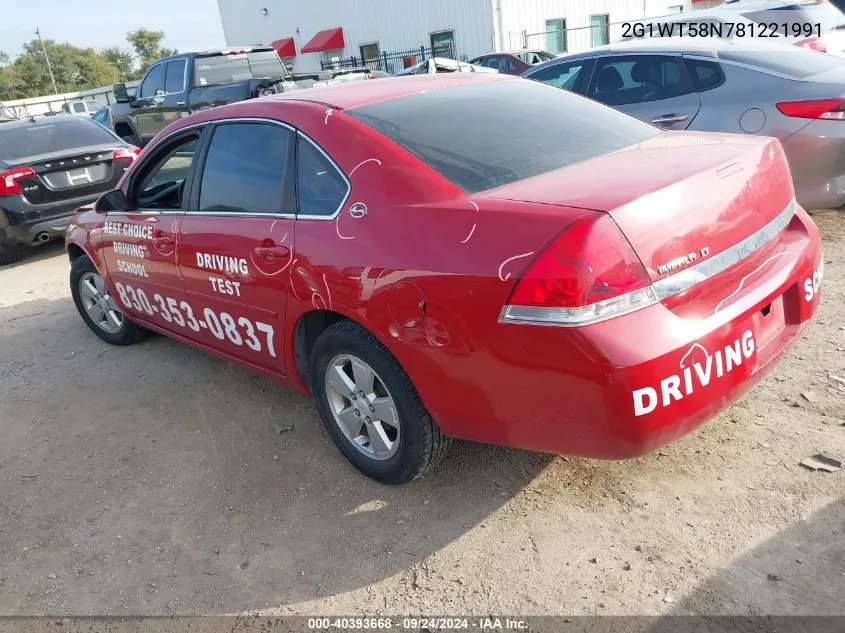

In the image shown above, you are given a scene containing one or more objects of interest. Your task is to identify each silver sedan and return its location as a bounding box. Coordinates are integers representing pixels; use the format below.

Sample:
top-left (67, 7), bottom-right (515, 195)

top-left (523, 37), bottom-right (845, 210)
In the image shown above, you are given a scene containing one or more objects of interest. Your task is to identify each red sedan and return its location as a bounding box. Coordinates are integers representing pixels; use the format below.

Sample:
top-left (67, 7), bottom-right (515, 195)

top-left (65, 74), bottom-right (822, 484)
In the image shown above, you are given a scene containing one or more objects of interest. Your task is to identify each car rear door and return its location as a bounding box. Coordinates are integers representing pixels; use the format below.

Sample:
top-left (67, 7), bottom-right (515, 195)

top-left (176, 121), bottom-right (296, 373)
top-left (585, 54), bottom-right (701, 130)
top-left (99, 127), bottom-right (203, 328)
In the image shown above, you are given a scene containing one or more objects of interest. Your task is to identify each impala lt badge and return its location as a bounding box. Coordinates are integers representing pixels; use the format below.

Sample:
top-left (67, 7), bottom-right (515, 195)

top-left (657, 247), bottom-right (710, 276)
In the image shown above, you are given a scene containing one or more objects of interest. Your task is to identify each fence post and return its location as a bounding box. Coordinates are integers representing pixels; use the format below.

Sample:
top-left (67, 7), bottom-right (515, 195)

top-left (421, 45), bottom-right (426, 60)
top-left (382, 51), bottom-right (388, 72)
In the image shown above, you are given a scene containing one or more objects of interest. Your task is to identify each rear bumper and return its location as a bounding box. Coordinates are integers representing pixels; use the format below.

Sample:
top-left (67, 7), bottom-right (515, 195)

top-left (432, 207), bottom-right (822, 458)
top-left (1, 195), bottom-right (99, 244)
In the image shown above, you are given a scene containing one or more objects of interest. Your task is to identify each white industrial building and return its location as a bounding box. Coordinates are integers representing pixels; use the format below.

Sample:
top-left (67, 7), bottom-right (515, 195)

top-left (215, 0), bottom-right (714, 74)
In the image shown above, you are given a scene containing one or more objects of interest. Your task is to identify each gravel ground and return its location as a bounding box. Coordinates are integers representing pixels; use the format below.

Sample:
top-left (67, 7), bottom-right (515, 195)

top-left (0, 211), bottom-right (843, 617)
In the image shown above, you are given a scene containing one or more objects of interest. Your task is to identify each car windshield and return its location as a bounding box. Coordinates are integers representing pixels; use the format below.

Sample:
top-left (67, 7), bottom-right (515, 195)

top-left (347, 79), bottom-right (658, 194)
top-left (0, 117), bottom-right (117, 162)
top-left (194, 50), bottom-right (287, 87)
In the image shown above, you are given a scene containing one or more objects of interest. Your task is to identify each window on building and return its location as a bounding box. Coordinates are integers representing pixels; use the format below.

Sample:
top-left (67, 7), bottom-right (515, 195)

top-left (431, 30), bottom-right (456, 59)
top-left (669, 5), bottom-right (684, 14)
top-left (360, 42), bottom-right (381, 70)
top-left (545, 19), bottom-right (567, 54)
top-left (590, 14), bottom-right (610, 47)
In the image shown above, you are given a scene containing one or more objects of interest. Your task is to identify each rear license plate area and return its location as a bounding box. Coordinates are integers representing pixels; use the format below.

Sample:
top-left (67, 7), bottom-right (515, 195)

top-left (752, 294), bottom-right (785, 351)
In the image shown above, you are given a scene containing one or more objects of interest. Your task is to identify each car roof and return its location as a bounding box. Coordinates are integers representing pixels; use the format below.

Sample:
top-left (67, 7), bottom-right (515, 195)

top-left (267, 72), bottom-right (512, 110)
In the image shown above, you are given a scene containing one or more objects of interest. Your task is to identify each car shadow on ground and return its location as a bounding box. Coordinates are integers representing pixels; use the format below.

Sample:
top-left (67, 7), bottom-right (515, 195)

top-left (5, 240), bottom-right (67, 268)
top-left (0, 294), bottom-right (554, 613)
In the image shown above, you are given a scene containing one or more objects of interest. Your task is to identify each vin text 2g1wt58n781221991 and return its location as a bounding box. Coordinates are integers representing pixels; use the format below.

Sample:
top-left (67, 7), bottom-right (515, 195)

top-left (66, 74), bottom-right (822, 484)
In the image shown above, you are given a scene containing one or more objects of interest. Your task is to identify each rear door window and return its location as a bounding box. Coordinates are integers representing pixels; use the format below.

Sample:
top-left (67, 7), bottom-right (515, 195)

top-left (194, 50), bottom-right (286, 87)
top-left (165, 59), bottom-right (187, 94)
top-left (198, 123), bottom-right (294, 214)
top-left (684, 57), bottom-right (726, 91)
top-left (587, 55), bottom-right (694, 106)
top-left (296, 135), bottom-right (349, 217)
top-left (347, 79), bottom-right (658, 194)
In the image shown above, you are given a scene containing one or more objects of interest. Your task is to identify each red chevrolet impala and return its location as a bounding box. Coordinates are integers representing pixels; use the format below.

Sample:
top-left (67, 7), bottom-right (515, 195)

top-left (65, 74), bottom-right (822, 484)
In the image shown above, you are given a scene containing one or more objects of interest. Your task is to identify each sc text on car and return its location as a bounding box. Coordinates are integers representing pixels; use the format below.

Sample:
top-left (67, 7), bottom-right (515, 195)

top-left (66, 74), bottom-right (822, 484)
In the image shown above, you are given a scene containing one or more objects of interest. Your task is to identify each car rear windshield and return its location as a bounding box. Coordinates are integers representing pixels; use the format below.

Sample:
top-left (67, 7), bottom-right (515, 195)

top-left (194, 50), bottom-right (287, 87)
top-left (718, 46), bottom-right (843, 77)
top-left (346, 79), bottom-right (659, 194)
top-left (0, 117), bottom-right (117, 162)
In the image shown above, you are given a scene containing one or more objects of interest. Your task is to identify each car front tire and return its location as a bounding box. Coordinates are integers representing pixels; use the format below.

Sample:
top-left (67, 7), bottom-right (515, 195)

top-left (0, 241), bottom-right (23, 266)
top-left (70, 254), bottom-right (148, 345)
top-left (310, 320), bottom-right (451, 484)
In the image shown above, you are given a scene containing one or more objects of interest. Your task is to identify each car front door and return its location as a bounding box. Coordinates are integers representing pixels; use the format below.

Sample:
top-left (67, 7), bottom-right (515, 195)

top-left (585, 54), bottom-right (701, 130)
top-left (176, 121), bottom-right (296, 373)
top-left (99, 128), bottom-right (203, 329)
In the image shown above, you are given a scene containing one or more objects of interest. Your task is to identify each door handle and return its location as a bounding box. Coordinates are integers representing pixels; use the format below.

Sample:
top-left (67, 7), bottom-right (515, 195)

top-left (176, 101), bottom-right (186, 106)
top-left (254, 245), bottom-right (289, 259)
top-left (152, 235), bottom-right (174, 245)
top-left (651, 113), bottom-right (689, 125)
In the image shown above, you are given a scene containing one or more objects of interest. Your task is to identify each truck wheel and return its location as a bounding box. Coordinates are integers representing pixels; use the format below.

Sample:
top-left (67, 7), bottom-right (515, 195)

top-left (70, 255), bottom-right (149, 345)
top-left (310, 320), bottom-right (451, 484)
top-left (0, 242), bottom-right (23, 266)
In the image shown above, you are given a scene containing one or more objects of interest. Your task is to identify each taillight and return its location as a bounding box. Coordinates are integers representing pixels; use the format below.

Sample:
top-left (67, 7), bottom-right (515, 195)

top-left (501, 213), bottom-right (658, 326)
top-left (0, 166), bottom-right (36, 196)
top-left (113, 146), bottom-right (141, 162)
top-left (776, 98), bottom-right (845, 120)
top-left (795, 37), bottom-right (828, 53)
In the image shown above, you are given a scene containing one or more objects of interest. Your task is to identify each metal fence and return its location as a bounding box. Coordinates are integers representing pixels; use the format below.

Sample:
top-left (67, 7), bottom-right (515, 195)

top-left (321, 43), bottom-right (456, 74)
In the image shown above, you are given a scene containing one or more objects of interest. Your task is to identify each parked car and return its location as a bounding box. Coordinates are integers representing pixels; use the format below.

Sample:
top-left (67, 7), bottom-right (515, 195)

top-left (469, 50), bottom-right (558, 74)
top-left (393, 57), bottom-right (498, 75)
top-left (90, 106), bottom-right (112, 130)
top-left (66, 73), bottom-right (820, 484)
top-left (63, 100), bottom-right (109, 118)
top-left (109, 46), bottom-right (372, 147)
top-left (0, 115), bottom-right (139, 265)
top-left (523, 37), bottom-right (845, 210)
top-left (619, 0), bottom-right (845, 56)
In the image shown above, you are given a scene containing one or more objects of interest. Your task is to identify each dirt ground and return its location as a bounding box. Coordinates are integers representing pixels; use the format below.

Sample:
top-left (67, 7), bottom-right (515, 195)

top-left (0, 211), bottom-right (843, 618)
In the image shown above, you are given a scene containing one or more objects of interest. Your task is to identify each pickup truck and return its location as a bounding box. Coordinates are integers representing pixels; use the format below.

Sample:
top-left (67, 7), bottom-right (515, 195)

top-left (109, 47), bottom-right (372, 146)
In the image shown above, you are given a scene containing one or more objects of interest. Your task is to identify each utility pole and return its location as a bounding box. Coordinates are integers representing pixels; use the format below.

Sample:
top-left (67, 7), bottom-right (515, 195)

top-left (35, 27), bottom-right (59, 94)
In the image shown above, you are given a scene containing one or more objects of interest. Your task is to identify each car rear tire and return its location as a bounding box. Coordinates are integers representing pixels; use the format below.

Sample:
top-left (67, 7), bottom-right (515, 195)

top-left (310, 320), bottom-right (451, 484)
top-left (70, 255), bottom-right (149, 345)
top-left (0, 242), bottom-right (23, 266)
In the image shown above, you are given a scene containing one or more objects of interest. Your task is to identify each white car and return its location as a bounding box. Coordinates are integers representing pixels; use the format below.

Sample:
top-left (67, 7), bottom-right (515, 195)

top-left (619, 0), bottom-right (845, 57)
top-left (393, 57), bottom-right (499, 76)
top-left (63, 100), bottom-right (109, 118)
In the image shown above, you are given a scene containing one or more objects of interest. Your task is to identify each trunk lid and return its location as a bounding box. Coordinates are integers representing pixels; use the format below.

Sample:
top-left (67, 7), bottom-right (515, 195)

top-left (10, 143), bottom-right (127, 205)
top-left (484, 131), bottom-right (795, 284)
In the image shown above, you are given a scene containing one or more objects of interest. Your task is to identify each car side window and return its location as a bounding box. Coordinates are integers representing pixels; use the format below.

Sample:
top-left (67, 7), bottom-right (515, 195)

top-left (527, 60), bottom-right (587, 92)
top-left (132, 134), bottom-right (200, 209)
top-left (684, 58), bottom-right (726, 92)
top-left (165, 59), bottom-right (187, 94)
top-left (296, 135), bottom-right (349, 217)
top-left (587, 55), bottom-right (694, 106)
top-left (198, 123), bottom-right (294, 214)
top-left (139, 63), bottom-right (165, 98)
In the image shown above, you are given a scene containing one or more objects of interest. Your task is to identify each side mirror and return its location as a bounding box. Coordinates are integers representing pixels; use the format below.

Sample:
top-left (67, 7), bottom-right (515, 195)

top-left (95, 189), bottom-right (129, 213)
top-left (113, 83), bottom-right (130, 104)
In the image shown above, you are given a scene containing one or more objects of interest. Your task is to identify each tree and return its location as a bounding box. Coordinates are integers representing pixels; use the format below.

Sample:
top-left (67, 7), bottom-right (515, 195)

top-left (102, 47), bottom-right (135, 81)
top-left (126, 28), bottom-right (177, 78)
top-left (15, 39), bottom-right (119, 96)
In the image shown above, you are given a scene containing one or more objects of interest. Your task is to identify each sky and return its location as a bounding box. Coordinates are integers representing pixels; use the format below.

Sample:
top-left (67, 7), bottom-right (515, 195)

top-left (0, 0), bottom-right (227, 58)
